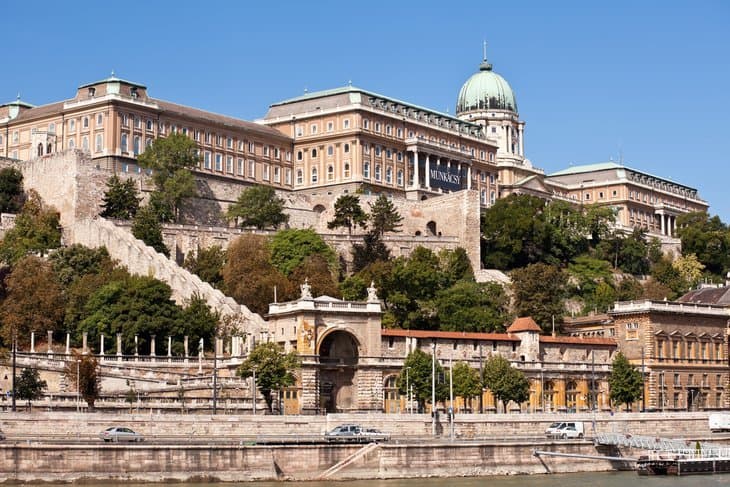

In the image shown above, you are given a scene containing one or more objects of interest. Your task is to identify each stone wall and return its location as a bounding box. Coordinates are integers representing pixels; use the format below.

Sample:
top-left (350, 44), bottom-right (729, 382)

top-left (0, 411), bottom-right (719, 482)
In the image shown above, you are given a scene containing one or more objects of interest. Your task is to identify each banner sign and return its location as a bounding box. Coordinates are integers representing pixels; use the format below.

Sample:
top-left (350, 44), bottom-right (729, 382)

top-left (429, 166), bottom-right (462, 191)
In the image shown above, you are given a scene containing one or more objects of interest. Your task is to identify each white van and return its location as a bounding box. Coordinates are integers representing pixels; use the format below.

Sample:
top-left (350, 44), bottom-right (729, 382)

top-left (546, 421), bottom-right (584, 439)
top-left (709, 413), bottom-right (730, 432)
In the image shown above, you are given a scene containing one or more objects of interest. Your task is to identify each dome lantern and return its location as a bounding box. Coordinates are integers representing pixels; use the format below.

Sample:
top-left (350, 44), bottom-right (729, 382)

top-left (456, 48), bottom-right (517, 116)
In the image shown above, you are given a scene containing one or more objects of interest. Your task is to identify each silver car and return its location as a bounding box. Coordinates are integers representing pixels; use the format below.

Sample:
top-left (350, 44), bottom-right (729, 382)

top-left (99, 426), bottom-right (144, 442)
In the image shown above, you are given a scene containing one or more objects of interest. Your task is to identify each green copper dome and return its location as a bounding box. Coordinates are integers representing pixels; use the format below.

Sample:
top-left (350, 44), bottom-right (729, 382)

top-left (456, 58), bottom-right (517, 115)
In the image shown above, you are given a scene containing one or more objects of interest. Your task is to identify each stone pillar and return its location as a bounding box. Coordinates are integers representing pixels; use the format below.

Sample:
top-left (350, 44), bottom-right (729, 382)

top-left (184, 336), bottom-right (189, 363)
top-left (300, 367), bottom-right (319, 415)
top-left (82, 332), bottom-right (88, 355)
top-left (467, 164), bottom-right (472, 190)
top-left (134, 335), bottom-right (139, 361)
top-left (100, 334), bottom-right (105, 357)
top-left (413, 150), bottom-right (419, 188)
top-left (116, 333), bottom-right (122, 359)
top-left (65, 333), bottom-right (70, 356)
top-left (150, 335), bottom-right (156, 358)
top-left (47, 330), bottom-right (53, 355)
top-left (519, 125), bottom-right (524, 156)
top-left (425, 153), bottom-right (431, 189)
top-left (660, 213), bottom-right (665, 235)
top-left (672, 216), bottom-right (676, 237)
top-left (167, 336), bottom-right (172, 360)
top-left (30, 332), bottom-right (35, 353)
top-left (355, 368), bottom-right (384, 412)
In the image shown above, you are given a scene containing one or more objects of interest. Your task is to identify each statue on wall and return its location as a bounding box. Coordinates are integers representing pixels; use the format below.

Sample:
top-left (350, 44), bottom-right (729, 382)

top-left (300, 278), bottom-right (313, 300)
top-left (367, 281), bottom-right (379, 302)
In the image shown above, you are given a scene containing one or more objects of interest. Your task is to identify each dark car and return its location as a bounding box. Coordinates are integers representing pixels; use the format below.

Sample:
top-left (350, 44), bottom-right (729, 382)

top-left (99, 426), bottom-right (144, 442)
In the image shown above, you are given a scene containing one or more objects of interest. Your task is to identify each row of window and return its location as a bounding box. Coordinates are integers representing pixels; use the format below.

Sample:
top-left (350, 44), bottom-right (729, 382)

top-left (583, 189), bottom-right (619, 201)
top-left (199, 153), bottom-right (290, 184)
top-left (295, 119), bottom-right (351, 136)
top-left (660, 372), bottom-right (726, 388)
top-left (296, 143), bottom-right (351, 161)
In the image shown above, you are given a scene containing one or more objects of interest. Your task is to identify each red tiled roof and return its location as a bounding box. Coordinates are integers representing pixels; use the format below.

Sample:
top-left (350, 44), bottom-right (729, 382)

top-left (540, 335), bottom-right (617, 346)
top-left (506, 317), bottom-right (541, 333)
top-left (381, 329), bottom-right (518, 342)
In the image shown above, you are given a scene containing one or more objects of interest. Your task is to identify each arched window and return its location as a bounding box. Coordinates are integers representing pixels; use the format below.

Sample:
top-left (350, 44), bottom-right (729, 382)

top-left (344, 162), bottom-right (350, 178)
top-left (37, 143), bottom-right (44, 157)
top-left (296, 169), bottom-right (303, 185)
top-left (397, 169), bottom-right (403, 186)
top-left (426, 221), bottom-right (437, 236)
top-left (311, 166), bottom-right (318, 183)
top-left (68, 138), bottom-right (75, 149)
top-left (82, 136), bottom-right (89, 151)
top-left (82, 116), bottom-right (89, 128)
top-left (121, 134), bottom-right (128, 153)
top-left (133, 136), bottom-right (141, 155)
top-left (95, 134), bottom-right (103, 153)
top-left (327, 145), bottom-right (334, 156)
top-left (46, 143), bottom-right (52, 154)
top-left (374, 164), bottom-right (381, 181)
top-left (363, 162), bottom-right (370, 178)
top-left (327, 165), bottom-right (334, 181)
top-left (385, 167), bottom-right (392, 184)
top-left (344, 143), bottom-right (350, 153)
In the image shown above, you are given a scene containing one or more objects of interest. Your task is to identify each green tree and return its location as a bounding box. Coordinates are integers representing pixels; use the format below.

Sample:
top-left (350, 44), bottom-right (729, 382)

top-left (178, 295), bottom-right (220, 353)
top-left (288, 254), bottom-right (340, 299)
top-left (368, 195), bottom-right (403, 236)
top-left (222, 234), bottom-right (293, 315)
top-left (99, 174), bottom-right (140, 219)
top-left (451, 362), bottom-right (482, 411)
top-left (15, 367), bottom-right (47, 411)
top-left (136, 133), bottom-right (200, 222)
top-left (50, 244), bottom-right (114, 287)
top-left (439, 248), bottom-right (474, 287)
top-left (64, 352), bottom-right (101, 410)
top-left (672, 253), bottom-right (705, 291)
top-left (482, 355), bottom-right (529, 413)
top-left (227, 185), bottom-right (289, 230)
top-left (131, 206), bottom-right (169, 256)
top-left (676, 211), bottom-right (730, 278)
top-left (388, 248), bottom-right (443, 329)
top-left (351, 231), bottom-right (391, 273)
top-left (608, 352), bottom-right (643, 411)
top-left (327, 194), bottom-right (368, 235)
top-left (0, 167), bottom-right (23, 213)
top-left (183, 245), bottom-right (226, 289)
top-left (0, 255), bottom-right (65, 348)
top-left (0, 190), bottom-right (61, 264)
top-left (430, 281), bottom-right (509, 333)
top-left (397, 349), bottom-right (447, 411)
top-left (511, 263), bottom-right (567, 333)
top-left (236, 342), bottom-right (300, 413)
top-left (649, 257), bottom-right (686, 299)
top-left (269, 229), bottom-right (337, 276)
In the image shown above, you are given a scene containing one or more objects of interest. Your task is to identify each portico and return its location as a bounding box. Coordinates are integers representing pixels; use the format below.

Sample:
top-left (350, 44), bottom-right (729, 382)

top-left (406, 137), bottom-right (474, 193)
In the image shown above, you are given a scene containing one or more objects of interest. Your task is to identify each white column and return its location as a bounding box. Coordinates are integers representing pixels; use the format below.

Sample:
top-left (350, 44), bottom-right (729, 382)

top-left (65, 333), bottom-right (70, 356)
top-left (168, 336), bottom-right (172, 358)
top-left (413, 150), bottom-right (419, 188)
top-left (518, 126), bottom-right (524, 156)
top-left (30, 332), bottom-right (35, 353)
top-left (116, 333), bottom-right (122, 360)
top-left (47, 330), bottom-right (53, 355)
top-left (425, 153), bottom-right (431, 189)
top-left (660, 214), bottom-right (665, 235)
top-left (467, 164), bottom-right (472, 190)
top-left (506, 126), bottom-right (511, 153)
top-left (672, 216), bottom-right (676, 236)
top-left (100, 334), bottom-right (105, 356)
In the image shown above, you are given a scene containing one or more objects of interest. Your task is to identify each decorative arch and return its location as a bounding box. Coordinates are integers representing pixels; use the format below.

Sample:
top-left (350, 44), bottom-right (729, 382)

top-left (317, 328), bottom-right (362, 413)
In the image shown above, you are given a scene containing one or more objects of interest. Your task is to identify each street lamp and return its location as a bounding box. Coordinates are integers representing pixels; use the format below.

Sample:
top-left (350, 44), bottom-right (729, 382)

top-left (212, 336), bottom-right (218, 415)
top-left (76, 359), bottom-right (81, 413)
top-left (252, 366), bottom-right (257, 415)
top-left (11, 333), bottom-right (16, 412)
top-left (405, 367), bottom-right (410, 414)
top-left (431, 341), bottom-right (436, 437)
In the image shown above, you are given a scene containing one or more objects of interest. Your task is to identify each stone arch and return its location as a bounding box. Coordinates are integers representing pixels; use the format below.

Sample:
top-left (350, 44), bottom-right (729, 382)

top-left (317, 329), bottom-right (361, 413)
top-left (313, 204), bottom-right (326, 214)
top-left (426, 221), bottom-right (437, 236)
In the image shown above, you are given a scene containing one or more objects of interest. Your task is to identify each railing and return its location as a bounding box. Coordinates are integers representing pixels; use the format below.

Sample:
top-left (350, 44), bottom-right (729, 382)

top-left (612, 300), bottom-right (730, 316)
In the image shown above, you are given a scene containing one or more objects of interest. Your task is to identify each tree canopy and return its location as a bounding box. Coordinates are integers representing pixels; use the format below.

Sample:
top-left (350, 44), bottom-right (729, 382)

top-left (608, 352), bottom-right (643, 411)
top-left (131, 206), bottom-right (169, 256)
top-left (368, 195), bottom-right (403, 236)
top-left (327, 194), bottom-right (368, 235)
top-left (227, 185), bottom-right (289, 230)
top-left (183, 245), bottom-right (226, 290)
top-left (482, 355), bottom-right (529, 412)
top-left (236, 342), bottom-right (300, 413)
top-left (15, 367), bottom-right (47, 410)
top-left (99, 174), bottom-right (140, 219)
top-left (64, 352), bottom-right (101, 409)
top-left (269, 229), bottom-right (337, 276)
top-left (510, 263), bottom-right (567, 333)
top-left (0, 167), bottom-right (23, 213)
top-left (0, 190), bottom-right (61, 264)
top-left (397, 349), bottom-right (448, 411)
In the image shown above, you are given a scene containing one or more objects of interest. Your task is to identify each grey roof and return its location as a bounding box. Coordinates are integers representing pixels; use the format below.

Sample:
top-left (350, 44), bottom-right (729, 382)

top-left (677, 286), bottom-right (730, 306)
top-left (548, 162), bottom-right (623, 177)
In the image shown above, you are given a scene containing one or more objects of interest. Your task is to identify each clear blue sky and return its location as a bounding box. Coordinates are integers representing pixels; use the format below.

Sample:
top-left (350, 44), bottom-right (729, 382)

top-left (5, 1), bottom-right (729, 221)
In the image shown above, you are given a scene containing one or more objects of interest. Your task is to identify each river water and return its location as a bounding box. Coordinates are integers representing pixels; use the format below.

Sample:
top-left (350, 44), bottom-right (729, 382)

top-left (24, 473), bottom-right (730, 487)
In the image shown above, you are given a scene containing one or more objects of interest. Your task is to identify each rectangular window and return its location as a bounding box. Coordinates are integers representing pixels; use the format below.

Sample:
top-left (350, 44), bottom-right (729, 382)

top-left (227, 137), bottom-right (233, 149)
top-left (275, 148), bottom-right (280, 159)
top-left (327, 121), bottom-right (334, 132)
top-left (226, 156), bottom-right (233, 174)
top-left (263, 164), bottom-right (270, 180)
top-left (205, 132), bottom-right (211, 144)
top-left (343, 119), bottom-right (350, 129)
top-left (263, 145), bottom-right (270, 157)
top-left (274, 166), bottom-right (281, 183)
top-left (249, 142), bottom-right (255, 153)
top-left (204, 152), bottom-right (211, 169)
top-left (285, 168), bottom-right (291, 185)
top-left (237, 158), bottom-right (244, 176)
top-left (215, 154), bottom-right (222, 171)
top-left (310, 124), bottom-right (318, 134)
top-left (95, 134), bottom-right (103, 152)
top-left (249, 160), bottom-right (256, 178)
top-left (295, 125), bottom-right (304, 137)
top-left (285, 151), bottom-right (291, 161)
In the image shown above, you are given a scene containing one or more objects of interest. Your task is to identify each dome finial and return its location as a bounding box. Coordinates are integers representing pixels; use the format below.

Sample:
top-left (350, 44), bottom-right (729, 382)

top-left (479, 40), bottom-right (492, 71)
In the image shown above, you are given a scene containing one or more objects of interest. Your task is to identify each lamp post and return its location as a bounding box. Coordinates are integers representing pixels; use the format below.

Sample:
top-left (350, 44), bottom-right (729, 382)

top-left (76, 359), bottom-right (81, 413)
top-left (11, 334), bottom-right (16, 412)
top-left (252, 366), bottom-right (257, 415)
top-left (431, 341), bottom-right (436, 437)
top-left (449, 358), bottom-right (454, 441)
top-left (212, 337), bottom-right (218, 415)
top-left (641, 346), bottom-right (646, 412)
top-left (405, 367), bottom-right (410, 414)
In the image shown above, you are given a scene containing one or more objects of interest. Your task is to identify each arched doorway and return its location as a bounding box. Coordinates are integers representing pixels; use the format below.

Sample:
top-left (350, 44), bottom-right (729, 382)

top-left (318, 330), bottom-right (359, 413)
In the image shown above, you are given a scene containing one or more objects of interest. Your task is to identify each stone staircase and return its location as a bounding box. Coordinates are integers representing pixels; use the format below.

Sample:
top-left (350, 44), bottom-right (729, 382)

top-left (71, 217), bottom-right (265, 331)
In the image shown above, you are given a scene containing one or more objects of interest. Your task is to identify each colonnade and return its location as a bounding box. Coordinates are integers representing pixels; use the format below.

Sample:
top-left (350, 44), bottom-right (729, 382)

top-left (408, 149), bottom-right (471, 192)
top-left (657, 212), bottom-right (677, 236)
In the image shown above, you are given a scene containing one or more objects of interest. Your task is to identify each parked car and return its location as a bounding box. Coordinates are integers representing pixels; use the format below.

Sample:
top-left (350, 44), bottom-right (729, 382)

top-left (324, 424), bottom-right (389, 443)
top-left (99, 426), bottom-right (144, 442)
top-left (545, 421), bottom-right (584, 439)
top-left (709, 413), bottom-right (730, 432)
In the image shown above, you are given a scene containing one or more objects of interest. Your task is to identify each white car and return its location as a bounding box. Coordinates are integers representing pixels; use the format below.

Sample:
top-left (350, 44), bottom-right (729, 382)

top-left (99, 426), bottom-right (144, 442)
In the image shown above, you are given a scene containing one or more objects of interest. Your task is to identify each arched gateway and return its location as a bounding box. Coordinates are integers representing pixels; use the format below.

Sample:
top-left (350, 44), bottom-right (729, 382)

top-left (266, 281), bottom-right (383, 414)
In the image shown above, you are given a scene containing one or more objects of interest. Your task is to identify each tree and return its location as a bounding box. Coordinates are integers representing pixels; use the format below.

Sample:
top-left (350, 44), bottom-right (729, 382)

top-left (351, 231), bottom-right (391, 273)
top-left (131, 206), bottom-right (169, 256)
top-left (136, 133), bottom-right (200, 222)
top-left (227, 185), bottom-right (289, 230)
top-left (288, 254), bottom-right (340, 299)
top-left (0, 255), bottom-right (65, 348)
top-left (397, 349), bottom-right (447, 411)
top-left (608, 352), bottom-right (643, 411)
top-left (222, 234), bottom-right (294, 315)
top-left (64, 352), bottom-right (101, 410)
top-left (0, 190), bottom-right (61, 264)
top-left (183, 245), bottom-right (226, 289)
top-left (430, 281), bottom-right (510, 333)
top-left (15, 367), bottom-right (47, 411)
top-left (451, 362), bottom-right (482, 411)
top-left (676, 211), bottom-right (730, 278)
top-left (178, 295), bottom-right (220, 353)
top-left (368, 195), bottom-right (403, 236)
top-left (0, 167), bottom-right (23, 213)
top-left (482, 355), bottom-right (529, 413)
top-left (439, 248), bottom-right (474, 287)
top-left (50, 244), bottom-right (115, 287)
top-left (327, 194), bottom-right (368, 235)
top-left (269, 229), bottom-right (337, 276)
top-left (672, 253), bottom-right (705, 291)
top-left (99, 174), bottom-right (140, 219)
top-left (236, 342), bottom-right (300, 413)
top-left (510, 263), bottom-right (567, 334)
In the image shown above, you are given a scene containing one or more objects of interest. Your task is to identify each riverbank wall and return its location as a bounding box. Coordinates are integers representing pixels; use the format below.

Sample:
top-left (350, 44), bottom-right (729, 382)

top-left (0, 411), bottom-right (720, 482)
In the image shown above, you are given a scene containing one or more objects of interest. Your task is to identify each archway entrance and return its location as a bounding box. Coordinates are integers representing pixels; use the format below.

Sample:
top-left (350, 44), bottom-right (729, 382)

top-left (319, 330), bottom-right (359, 413)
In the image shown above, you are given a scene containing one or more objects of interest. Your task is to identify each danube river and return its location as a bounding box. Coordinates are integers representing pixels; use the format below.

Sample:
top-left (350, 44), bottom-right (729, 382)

top-left (23, 473), bottom-right (730, 487)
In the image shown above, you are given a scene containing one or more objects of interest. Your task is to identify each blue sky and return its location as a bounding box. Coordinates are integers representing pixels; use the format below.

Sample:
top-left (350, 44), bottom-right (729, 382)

top-left (5, 1), bottom-right (729, 221)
